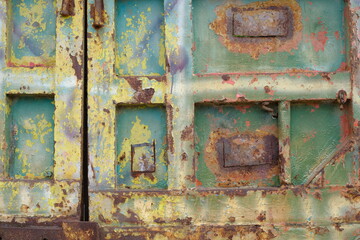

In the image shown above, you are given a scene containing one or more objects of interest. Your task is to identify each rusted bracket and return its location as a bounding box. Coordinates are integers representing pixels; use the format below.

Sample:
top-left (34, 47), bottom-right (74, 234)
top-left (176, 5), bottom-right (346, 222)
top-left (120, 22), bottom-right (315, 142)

top-left (60, 0), bottom-right (75, 17)
top-left (262, 102), bottom-right (278, 118)
top-left (278, 101), bottom-right (291, 185)
top-left (92, 0), bottom-right (105, 28)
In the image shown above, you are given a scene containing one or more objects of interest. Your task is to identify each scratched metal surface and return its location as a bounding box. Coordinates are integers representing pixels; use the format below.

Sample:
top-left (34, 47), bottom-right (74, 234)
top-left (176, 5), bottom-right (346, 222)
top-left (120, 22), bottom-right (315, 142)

top-left (87, 0), bottom-right (360, 239)
top-left (0, 0), bottom-right (84, 223)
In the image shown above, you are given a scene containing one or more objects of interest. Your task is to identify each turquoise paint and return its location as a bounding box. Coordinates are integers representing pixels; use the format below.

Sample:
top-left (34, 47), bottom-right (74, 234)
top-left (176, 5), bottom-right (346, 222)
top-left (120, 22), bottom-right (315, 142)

top-left (7, 96), bottom-right (54, 179)
top-left (115, 105), bottom-right (168, 189)
top-left (115, 0), bottom-right (165, 76)
top-left (192, 0), bottom-right (346, 74)
top-left (9, 0), bottom-right (56, 63)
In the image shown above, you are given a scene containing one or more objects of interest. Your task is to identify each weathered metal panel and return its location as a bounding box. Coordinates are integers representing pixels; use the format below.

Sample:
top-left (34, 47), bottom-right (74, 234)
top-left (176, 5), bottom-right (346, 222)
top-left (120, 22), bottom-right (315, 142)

top-left (0, 0), bottom-right (84, 224)
top-left (87, 0), bottom-right (360, 238)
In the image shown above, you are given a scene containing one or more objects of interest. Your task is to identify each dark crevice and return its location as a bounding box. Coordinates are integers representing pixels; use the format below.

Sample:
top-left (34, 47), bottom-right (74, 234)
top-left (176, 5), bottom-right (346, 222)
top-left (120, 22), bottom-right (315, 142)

top-left (81, 0), bottom-right (89, 221)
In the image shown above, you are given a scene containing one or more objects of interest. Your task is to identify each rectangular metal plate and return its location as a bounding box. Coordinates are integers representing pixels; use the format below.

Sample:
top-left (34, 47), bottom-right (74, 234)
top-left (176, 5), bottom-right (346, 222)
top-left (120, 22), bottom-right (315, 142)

top-left (131, 141), bottom-right (156, 173)
top-left (232, 8), bottom-right (290, 37)
top-left (221, 134), bottom-right (278, 167)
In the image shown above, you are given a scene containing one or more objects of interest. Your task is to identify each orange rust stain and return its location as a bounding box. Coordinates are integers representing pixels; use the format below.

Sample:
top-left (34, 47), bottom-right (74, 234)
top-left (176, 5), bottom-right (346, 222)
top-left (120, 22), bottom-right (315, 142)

top-left (310, 31), bottom-right (328, 52)
top-left (334, 31), bottom-right (340, 40)
top-left (303, 131), bottom-right (316, 143)
top-left (337, 62), bottom-right (348, 72)
top-left (235, 105), bottom-right (251, 113)
top-left (354, 120), bottom-right (359, 128)
top-left (222, 79), bottom-right (235, 85)
top-left (210, 0), bottom-right (303, 59)
top-left (340, 114), bottom-right (351, 143)
top-left (250, 77), bottom-right (258, 85)
top-left (195, 178), bottom-right (203, 186)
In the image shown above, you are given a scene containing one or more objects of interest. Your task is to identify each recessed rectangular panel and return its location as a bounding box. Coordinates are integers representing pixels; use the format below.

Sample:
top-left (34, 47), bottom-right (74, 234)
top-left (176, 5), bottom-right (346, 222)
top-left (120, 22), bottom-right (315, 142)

top-left (290, 102), bottom-right (347, 185)
top-left (195, 104), bottom-right (280, 188)
top-left (193, 0), bottom-right (347, 73)
top-left (115, 0), bottom-right (165, 76)
top-left (116, 105), bottom-right (167, 189)
top-left (7, 96), bottom-right (55, 179)
top-left (8, 0), bottom-right (56, 67)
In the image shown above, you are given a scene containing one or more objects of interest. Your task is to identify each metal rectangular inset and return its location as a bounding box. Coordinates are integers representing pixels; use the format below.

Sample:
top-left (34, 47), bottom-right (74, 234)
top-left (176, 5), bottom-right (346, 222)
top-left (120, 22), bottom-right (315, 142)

top-left (220, 134), bottom-right (279, 168)
top-left (131, 141), bottom-right (156, 173)
top-left (232, 8), bottom-right (290, 37)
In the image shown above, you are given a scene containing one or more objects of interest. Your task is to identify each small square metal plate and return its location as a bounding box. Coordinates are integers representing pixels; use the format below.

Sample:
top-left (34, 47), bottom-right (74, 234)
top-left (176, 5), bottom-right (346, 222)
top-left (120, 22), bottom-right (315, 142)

top-left (131, 141), bottom-right (156, 173)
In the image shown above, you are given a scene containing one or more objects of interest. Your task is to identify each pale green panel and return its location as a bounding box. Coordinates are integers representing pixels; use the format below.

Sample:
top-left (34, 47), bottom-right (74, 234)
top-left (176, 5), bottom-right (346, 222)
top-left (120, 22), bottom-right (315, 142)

top-left (7, 96), bottom-right (54, 179)
top-left (290, 102), bottom-right (347, 185)
top-left (193, 0), bottom-right (346, 74)
top-left (8, 0), bottom-right (56, 67)
top-left (115, 0), bottom-right (165, 76)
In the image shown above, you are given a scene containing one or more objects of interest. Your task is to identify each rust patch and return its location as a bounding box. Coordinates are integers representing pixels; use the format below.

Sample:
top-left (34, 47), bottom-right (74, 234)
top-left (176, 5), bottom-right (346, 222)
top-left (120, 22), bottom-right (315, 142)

top-left (342, 187), bottom-right (360, 203)
top-left (134, 88), bottom-right (155, 103)
top-left (181, 125), bottom-right (193, 141)
top-left (310, 31), bottom-right (328, 52)
top-left (257, 211), bottom-right (267, 222)
top-left (307, 225), bottom-right (330, 235)
top-left (210, 0), bottom-right (302, 59)
top-left (69, 54), bottom-right (82, 81)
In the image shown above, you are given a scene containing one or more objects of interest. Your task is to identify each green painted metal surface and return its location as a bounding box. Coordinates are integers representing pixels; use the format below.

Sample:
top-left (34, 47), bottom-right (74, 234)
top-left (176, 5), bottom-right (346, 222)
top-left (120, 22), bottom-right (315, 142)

top-left (7, 96), bottom-right (54, 179)
top-left (195, 103), bottom-right (280, 188)
top-left (115, 0), bottom-right (166, 76)
top-left (290, 102), bottom-right (351, 185)
top-left (1, 0), bottom-right (360, 239)
top-left (8, 0), bottom-right (56, 67)
top-left (116, 105), bottom-right (168, 189)
top-left (193, 0), bottom-right (347, 74)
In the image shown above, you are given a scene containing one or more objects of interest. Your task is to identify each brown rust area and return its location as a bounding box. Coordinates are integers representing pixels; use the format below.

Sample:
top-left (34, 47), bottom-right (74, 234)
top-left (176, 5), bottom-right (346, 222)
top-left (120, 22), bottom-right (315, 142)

top-left (60, 0), bottom-right (75, 17)
top-left (204, 128), bottom-right (280, 187)
top-left (210, 0), bottom-right (302, 59)
top-left (181, 124), bottom-right (193, 141)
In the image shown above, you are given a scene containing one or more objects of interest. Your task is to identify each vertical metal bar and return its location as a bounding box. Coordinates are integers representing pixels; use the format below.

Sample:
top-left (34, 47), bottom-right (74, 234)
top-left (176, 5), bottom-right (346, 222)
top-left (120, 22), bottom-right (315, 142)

top-left (165, 0), bottom-right (194, 189)
top-left (60, 0), bottom-right (75, 17)
top-left (279, 101), bottom-right (291, 185)
top-left (349, 1), bottom-right (360, 146)
top-left (93, 0), bottom-right (104, 28)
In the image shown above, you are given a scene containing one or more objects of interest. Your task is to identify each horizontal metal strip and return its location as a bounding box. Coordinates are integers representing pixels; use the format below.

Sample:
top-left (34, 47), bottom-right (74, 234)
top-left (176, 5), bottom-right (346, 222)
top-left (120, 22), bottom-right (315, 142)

top-left (193, 72), bottom-right (351, 102)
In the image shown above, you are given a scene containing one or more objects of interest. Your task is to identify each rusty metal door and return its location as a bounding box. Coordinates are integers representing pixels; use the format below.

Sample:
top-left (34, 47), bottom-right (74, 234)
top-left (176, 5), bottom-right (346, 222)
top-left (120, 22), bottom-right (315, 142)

top-left (0, 0), bottom-right (85, 232)
top-left (2, 0), bottom-right (360, 239)
top-left (87, 0), bottom-right (360, 239)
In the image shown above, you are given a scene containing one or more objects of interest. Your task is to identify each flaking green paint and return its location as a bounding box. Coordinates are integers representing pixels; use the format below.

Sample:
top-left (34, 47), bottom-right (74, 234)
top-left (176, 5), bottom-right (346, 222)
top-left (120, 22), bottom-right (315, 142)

top-left (115, 0), bottom-right (166, 76)
top-left (7, 96), bottom-right (54, 179)
top-left (116, 105), bottom-right (168, 189)
top-left (8, 0), bottom-right (56, 66)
